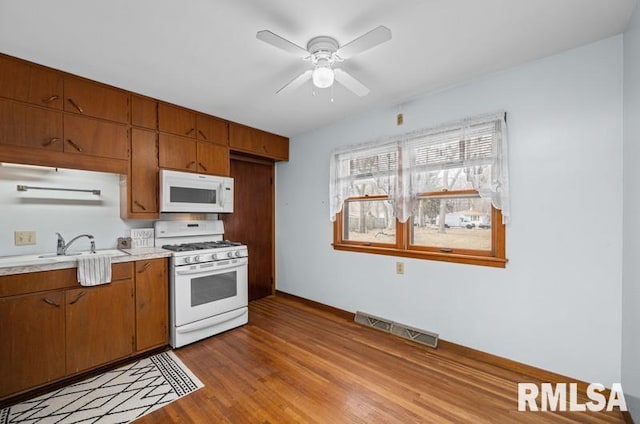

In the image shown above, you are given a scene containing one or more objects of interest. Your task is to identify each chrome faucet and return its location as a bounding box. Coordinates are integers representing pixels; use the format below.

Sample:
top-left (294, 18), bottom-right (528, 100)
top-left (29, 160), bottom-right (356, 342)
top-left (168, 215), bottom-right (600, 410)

top-left (56, 232), bottom-right (96, 255)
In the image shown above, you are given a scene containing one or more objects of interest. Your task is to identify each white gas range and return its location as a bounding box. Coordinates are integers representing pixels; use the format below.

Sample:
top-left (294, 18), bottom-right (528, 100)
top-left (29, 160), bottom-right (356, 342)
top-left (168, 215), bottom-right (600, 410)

top-left (155, 220), bottom-right (248, 348)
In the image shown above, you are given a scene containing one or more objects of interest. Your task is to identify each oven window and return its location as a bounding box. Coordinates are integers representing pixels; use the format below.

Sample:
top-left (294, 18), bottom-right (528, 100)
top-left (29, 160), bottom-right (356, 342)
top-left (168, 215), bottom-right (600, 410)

top-left (190, 271), bottom-right (237, 307)
top-left (170, 186), bottom-right (217, 204)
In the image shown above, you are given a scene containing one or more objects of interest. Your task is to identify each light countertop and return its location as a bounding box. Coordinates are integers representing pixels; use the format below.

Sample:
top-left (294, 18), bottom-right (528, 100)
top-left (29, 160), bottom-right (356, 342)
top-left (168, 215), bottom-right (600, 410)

top-left (0, 248), bottom-right (171, 276)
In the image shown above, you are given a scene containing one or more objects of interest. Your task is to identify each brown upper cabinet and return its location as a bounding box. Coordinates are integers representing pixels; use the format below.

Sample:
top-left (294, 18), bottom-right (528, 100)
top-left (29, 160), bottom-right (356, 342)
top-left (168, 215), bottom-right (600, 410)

top-left (122, 128), bottom-right (159, 219)
top-left (159, 133), bottom-right (229, 176)
top-left (0, 99), bottom-right (63, 151)
top-left (159, 103), bottom-right (196, 137)
top-left (131, 95), bottom-right (157, 129)
top-left (197, 114), bottom-right (228, 145)
top-left (229, 122), bottom-right (288, 161)
top-left (64, 76), bottom-right (129, 124)
top-left (63, 114), bottom-right (128, 160)
top-left (0, 54), bottom-right (63, 110)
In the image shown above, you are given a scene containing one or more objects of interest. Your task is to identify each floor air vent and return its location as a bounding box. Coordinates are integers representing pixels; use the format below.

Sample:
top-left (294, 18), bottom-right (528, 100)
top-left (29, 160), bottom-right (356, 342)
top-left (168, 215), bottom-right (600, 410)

top-left (354, 311), bottom-right (393, 332)
top-left (354, 311), bottom-right (439, 349)
top-left (390, 323), bottom-right (439, 348)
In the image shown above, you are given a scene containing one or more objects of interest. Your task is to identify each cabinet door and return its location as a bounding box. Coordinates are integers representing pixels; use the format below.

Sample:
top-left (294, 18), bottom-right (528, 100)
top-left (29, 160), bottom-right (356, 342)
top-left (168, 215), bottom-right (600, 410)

top-left (131, 95), bottom-right (157, 129)
top-left (196, 114), bottom-right (228, 145)
top-left (0, 55), bottom-right (63, 109)
top-left (66, 279), bottom-right (134, 374)
top-left (135, 259), bottom-right (168, 351)
top-left (229, 123), bottom-right (289, 161)
top-left (0, 99), bottom-right (62, 151)
top-left (159, 133), bottom-right (197, 171)
top-left (64, 114), bottom-right (128, 160)
top-left (0, 291), bottom-right (66, 398)
top-left (158, 103), bottom-right (196, 137)
top-left (130, 128), bottom-right (158, 215)
top-left (197, 141), bottom-right (229, 176)
top-left (64, 76), bottom-right (129, 123)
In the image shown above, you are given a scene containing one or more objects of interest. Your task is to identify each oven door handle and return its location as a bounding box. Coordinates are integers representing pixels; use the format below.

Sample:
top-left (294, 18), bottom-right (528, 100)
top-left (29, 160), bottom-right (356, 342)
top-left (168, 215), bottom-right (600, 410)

top-left (175, 261), bottom-right (247, 275)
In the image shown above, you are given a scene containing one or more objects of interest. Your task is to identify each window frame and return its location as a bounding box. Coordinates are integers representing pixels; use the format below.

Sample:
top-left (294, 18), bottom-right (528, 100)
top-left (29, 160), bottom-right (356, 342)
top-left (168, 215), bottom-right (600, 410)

top-left (333, 190), bottom-right (507, 268)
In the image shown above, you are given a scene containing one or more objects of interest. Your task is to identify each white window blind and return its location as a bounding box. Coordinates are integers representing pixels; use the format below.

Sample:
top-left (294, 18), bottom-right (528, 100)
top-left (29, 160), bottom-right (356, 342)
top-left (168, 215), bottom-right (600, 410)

top-left (329, 111), bottom-right (510, 224)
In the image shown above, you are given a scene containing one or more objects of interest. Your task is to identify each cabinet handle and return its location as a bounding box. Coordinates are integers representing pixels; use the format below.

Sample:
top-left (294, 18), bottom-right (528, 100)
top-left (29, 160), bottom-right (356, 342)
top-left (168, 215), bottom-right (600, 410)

top-left (439, 248), bottom-right (453, 253)
top-left (67, 98), bottom-right (84, 113)
top-left (134, 200), bottom-right (147, 211)
top-left (262, 145), bottom-right (268, 152)
top-left (66, 139), bottom-right (83, 152)
top-left (42, 297), bottom-right (61, 307)
top-left (198, 162), bottom-right (208, 172)
top-left (42, 137), bottom-right (59, 147)
top-left (198, 130), bottom-right (207, 139)
top-left (43, 95), bottom-right (59, 104)
top-left (186, 160), bottom-right (196, 169)
top-left (137, 262), bottom-right (151, 274)
top-left (185, 128), bottom-right (195, 136)
top-left (69, 291), bottom-right (86, 305)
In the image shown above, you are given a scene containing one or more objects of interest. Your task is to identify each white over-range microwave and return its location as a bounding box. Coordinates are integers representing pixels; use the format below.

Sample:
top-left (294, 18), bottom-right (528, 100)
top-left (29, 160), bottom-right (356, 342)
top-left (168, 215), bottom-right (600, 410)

top-left (160, 170), bottom-right (234, 213)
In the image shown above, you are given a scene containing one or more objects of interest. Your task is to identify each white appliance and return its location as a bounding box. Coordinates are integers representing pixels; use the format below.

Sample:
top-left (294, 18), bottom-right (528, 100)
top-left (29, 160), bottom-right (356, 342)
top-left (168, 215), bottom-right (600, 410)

top-left (155, 220), bottom-right (248, 348)
top-left (160, 170), bottom-right (234, 213)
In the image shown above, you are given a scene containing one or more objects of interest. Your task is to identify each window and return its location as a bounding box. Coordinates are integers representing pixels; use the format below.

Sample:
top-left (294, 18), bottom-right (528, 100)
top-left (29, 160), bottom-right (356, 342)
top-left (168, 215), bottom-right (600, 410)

top-left (330, 112), bottom-right (508, 267)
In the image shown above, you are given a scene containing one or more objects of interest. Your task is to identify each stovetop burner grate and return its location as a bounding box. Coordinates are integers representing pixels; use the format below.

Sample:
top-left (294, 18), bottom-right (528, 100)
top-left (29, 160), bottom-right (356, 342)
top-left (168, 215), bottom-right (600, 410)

top-left (162, 240), bottom-right (243, 252)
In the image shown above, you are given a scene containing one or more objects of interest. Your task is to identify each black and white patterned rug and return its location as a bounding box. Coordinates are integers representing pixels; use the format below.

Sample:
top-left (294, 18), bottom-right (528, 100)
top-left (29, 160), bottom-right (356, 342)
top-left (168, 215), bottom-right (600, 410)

top-left (0, 351), bottom-right (203, 424)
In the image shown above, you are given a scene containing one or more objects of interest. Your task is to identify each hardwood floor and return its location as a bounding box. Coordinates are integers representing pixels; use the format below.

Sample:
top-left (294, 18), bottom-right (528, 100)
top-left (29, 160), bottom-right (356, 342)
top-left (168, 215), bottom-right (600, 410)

top-left (136, 295), bottom-right (626, 423)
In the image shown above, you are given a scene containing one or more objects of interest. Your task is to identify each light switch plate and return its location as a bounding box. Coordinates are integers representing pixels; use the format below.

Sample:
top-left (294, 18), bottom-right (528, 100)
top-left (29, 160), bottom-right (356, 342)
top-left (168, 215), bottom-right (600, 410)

top-left (15, 230), bottom-right (36, 245)
top-left (396, 262), bottom-right (405, 275)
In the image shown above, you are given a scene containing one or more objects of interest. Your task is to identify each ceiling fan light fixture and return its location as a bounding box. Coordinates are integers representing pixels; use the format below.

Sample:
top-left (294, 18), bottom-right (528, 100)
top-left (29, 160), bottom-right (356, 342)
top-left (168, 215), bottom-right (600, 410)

top-left (312, 65), bottom-right (334, 89)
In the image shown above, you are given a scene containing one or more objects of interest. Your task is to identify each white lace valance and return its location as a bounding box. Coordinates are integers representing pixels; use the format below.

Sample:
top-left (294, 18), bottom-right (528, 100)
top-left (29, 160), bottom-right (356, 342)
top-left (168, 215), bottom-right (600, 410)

top-left (329, 111), bottom-right (510, 224)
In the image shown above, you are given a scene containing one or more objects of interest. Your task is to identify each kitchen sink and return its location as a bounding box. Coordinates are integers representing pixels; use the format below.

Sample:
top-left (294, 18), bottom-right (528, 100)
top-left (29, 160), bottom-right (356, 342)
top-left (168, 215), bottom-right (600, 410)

top-left (0, 249), bottom-right (129, 268)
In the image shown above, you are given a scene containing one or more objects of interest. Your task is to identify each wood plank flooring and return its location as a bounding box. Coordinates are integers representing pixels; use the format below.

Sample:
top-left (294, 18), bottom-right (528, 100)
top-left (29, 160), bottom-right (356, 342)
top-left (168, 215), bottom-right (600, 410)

top-left (136, 295), bottom-right (626, 423)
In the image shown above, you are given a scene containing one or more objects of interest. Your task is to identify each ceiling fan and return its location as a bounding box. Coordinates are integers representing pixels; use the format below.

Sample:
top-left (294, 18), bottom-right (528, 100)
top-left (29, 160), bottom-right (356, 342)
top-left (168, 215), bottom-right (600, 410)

top-left (256, 26), bottom-right (392, 97)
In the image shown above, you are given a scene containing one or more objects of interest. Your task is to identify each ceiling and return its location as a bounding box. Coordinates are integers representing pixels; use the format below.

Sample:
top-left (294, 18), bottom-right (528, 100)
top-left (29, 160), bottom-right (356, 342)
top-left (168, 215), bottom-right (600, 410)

top-left (0, 0), bottom-right (635, 138)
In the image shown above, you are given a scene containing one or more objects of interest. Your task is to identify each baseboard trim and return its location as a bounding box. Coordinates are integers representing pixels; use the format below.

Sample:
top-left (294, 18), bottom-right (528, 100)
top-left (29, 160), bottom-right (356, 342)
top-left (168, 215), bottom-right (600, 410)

top-left (273, 290), bottom-right (617, 400)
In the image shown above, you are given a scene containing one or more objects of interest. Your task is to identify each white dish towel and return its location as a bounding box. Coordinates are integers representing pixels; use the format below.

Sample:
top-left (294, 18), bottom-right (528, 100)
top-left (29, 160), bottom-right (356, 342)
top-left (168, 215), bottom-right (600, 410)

top-left (77, 255), bottom-right (112, 286)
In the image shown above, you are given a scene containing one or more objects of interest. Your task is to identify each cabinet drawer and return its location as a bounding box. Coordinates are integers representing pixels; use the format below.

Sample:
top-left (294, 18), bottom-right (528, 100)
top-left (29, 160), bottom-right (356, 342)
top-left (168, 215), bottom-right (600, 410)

top-left (159, 103), bottom-right (196, 137)
top-left (0, 55), bottom-right (63, 109)
top-left (0, 262), bottom-right (133, 298)
top-left (64, 76), bottom-right (129, 123)
top-left (0, 99), bottom-right (62, 151)
top-left (64, 114), bottom-right (128, 160)
top-left (197, 114), bottom-right (228, 145)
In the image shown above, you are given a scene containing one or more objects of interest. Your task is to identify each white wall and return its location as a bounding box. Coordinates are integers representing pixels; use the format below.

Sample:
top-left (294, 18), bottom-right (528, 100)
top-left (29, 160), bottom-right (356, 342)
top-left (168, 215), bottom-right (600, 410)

top-left (623, 2), bottom-right (640, 418)
top-left (0, 166), bottom-right (152, 256)
top-left (276, 36), bottom-right (623, 385)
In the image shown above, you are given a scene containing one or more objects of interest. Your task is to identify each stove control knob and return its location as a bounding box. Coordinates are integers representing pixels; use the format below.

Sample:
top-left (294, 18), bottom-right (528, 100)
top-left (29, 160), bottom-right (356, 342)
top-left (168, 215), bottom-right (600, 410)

top-left (194, 255), bottom-right (201, 263)
top-left (211, 253), bottom-right (218, 260)
top-left (235, 251), bottom-right (241, 258)
top-left (227, 251), bottom-right (234, 258)
top-left (184, 256), bottom-right (193, 264)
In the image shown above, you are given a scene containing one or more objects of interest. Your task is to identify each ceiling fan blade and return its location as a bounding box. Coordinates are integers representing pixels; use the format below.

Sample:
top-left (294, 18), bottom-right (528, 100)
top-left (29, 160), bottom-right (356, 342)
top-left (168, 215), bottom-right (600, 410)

top-left (337, 26), bottom-right (392, 59)
top-left (276, 69), bottom-right (313, 94)
top-left (256, 30), bottom-right (309, 58)
top-left (333, 69), bottom-right (370, 97)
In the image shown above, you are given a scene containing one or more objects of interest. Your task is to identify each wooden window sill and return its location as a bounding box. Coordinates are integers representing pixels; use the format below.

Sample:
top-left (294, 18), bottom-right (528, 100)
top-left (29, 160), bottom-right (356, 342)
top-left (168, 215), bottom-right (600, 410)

top-left (332, 243), bottom-right (508, 268)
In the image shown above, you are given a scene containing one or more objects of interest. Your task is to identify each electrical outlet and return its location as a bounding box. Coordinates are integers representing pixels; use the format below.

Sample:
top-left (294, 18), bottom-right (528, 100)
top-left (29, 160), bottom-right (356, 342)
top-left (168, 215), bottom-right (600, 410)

top-left (396, 261), bottom-right (405, 275)
top-left (15, 230), bottom-right (36, 246)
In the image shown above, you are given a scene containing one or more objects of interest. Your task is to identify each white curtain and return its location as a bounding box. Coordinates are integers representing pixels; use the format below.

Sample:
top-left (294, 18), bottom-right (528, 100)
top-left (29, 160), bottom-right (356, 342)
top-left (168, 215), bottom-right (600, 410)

top-left (329, 111), bottom-right (510, 224)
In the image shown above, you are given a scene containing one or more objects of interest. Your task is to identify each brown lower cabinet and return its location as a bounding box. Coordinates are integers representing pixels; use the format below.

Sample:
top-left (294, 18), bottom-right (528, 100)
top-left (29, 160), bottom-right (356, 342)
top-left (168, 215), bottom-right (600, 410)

top-left (0, 258), bottom-right (169, 401)
top-left (135, 259), bottom-right (168, 351)
top-left (0, 291), bottom-right (66, 397)
top-left (65, 279), bottom-right (135, 374)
